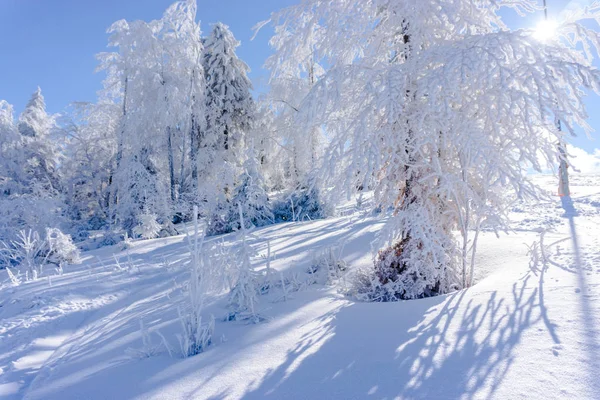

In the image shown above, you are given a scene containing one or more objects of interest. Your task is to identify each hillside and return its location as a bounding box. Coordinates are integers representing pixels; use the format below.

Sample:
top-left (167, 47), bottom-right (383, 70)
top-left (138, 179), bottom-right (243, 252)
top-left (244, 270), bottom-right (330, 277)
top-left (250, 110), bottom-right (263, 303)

top-left (1, 174), bottom-right (599, 399)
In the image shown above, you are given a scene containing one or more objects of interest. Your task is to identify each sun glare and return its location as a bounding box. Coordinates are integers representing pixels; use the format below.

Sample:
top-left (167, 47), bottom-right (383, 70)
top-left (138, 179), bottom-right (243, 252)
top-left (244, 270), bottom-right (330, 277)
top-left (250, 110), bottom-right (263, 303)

top-left (534, 19), bottom-right (558, 42)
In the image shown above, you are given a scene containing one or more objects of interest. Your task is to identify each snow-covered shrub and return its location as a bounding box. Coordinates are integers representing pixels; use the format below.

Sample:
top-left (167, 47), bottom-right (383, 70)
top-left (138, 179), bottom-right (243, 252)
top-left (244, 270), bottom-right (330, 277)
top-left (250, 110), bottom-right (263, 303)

top-left (225, 146), bottom-right (274, 231)
top-left (204, 205), bottom-right (233, 237)
top-left (257, 241), bottom-right (276, 294)
top-left (226, 204), bottom-right (263, 323)
top-left (308, 245), bottom-right (347, 285)
top-left (178, 206), bottom-right (215, 357)
top-left (346, 267), bottom-right (393, 302)
top-left (350, 228), bottom-right (457, 302)
top-left (133, 213), bottom-right (162, 239)
top-left (273, 183), bottom-right (331, 223)
top-left (0, 196), bottom-right (64, 250)
top-left (178, 311), bottom-right (215, 358)
top-left (5, 266), bottom-right (21, 286)
top-left (4, 230), bottom-right (47, 280)
top-left (46, 228), bottom-right (81, 265)
top-left (1, 228), bottom-right (80, 280)
top-left (126, 319), bottom-right (172, 359)
top-left (227, 264), bottom-right (260, 322)
top-left (99, 229), bottom-right (124, 247)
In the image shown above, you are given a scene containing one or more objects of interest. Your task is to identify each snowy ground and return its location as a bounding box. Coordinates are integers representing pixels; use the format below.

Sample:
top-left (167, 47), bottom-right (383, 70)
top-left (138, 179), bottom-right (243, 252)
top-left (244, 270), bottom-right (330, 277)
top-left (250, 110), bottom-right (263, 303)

top-left (1, 175), bottom-right (599, 399)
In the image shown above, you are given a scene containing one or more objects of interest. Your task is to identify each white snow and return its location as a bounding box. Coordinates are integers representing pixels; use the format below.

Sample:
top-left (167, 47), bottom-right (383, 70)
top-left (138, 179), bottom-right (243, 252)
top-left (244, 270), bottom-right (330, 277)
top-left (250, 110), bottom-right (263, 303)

top-left (0, 174), bottom-right (599, 399)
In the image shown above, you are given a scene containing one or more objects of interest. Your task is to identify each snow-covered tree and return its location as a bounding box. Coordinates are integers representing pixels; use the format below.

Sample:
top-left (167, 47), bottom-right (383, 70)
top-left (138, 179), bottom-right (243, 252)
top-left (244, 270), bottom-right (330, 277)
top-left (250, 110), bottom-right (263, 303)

top-left (133, 212), bottom-right (162, 239)
top-left (97, 0), bottom-right (205, 233)
top-left (246, 101), bottom-right (285, 189)
top-left (0, 101), bottom-right (21, 243)
top-left (0, 90), bottom-right (66, 246)
top-left (17, 87), bottom-right (61, 193)
top-left (229, 144), bottom-right (274, 230)
top-left (260, 15), bottom-right (331, 221)
top-left (0, 100), bottom-right (19, 194)
top-left (201, 23), bottom-right (255, 218)
top-left (0, 100), bottom-right (19, 149)
top-left (264, 27), bottom-right (326, 191)
top-left (156, 0), bottom-right (205, 213)
top-left (17, 87), bottom-right (53, 139)
top-left (62, 102), bottom-right (119, 231)
top-left (98, 18), bottom-right (170, 232)
top-left (267, 0), bottom-right (600, 299)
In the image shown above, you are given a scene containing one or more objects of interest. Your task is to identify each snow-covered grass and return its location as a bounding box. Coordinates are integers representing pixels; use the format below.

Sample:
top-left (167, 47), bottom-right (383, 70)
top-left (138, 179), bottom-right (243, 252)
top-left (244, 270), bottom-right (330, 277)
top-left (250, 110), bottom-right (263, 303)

top-left (1, 175), bottom-right (599, 399)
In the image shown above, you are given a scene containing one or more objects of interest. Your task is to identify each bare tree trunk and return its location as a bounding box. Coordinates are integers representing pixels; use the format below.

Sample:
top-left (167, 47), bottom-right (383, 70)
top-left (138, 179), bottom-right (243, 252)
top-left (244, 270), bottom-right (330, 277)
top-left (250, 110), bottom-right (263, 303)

top-left (109, 74), bottom-right (127, 225)
top-left (179, 126), bottom-right (186, 195)
top-left (167, 126), bottom-right (176, 203)
top-left (190, 115), bottom-right (199, 187)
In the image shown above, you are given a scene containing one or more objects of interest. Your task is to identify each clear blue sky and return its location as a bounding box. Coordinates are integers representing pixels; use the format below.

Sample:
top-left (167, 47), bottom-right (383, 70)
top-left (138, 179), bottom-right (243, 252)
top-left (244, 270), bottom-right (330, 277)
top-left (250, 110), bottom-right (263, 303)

top-left (0, 0), bottom-right (598, 152)
top-left (0, 0), bottom-right (297, 113)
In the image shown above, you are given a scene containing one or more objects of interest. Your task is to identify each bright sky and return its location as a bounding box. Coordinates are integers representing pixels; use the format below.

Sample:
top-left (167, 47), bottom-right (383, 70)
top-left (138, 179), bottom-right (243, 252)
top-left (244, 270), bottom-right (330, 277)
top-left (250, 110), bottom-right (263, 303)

top-left (1, 0), bottom-right (599, 157)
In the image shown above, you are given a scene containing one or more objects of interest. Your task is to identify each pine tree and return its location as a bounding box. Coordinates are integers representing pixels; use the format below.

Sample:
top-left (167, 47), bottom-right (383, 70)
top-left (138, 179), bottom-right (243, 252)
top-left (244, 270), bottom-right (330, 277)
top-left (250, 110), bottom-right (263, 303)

top-left (18, 88), bottom-right (61, 193)
top-left (202, 23), bottom-right (255, 221)
top-left (18, 87), bottom-right (51, 139)
top-left (0, 90), bottom-right (66, 245)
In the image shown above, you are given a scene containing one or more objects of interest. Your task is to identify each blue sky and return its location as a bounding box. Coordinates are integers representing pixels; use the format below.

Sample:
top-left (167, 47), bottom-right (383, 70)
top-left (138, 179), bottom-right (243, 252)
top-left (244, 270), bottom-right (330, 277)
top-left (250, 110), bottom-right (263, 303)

top-left (0, 0), bottom-right (297, 113)
top-left (0, 0), bottom-right (599, 154)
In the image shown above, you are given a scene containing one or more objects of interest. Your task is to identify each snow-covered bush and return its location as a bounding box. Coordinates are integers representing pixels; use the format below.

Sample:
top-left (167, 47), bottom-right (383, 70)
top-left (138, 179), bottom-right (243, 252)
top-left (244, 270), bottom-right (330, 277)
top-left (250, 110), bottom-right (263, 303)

top-left (205, 205), bottom-right (233, 237)
top-left (0, 196), bottom-right (64, 250)
top-left (133, 213), bottom-right (162, 239)
top-left (226, 204), bottom-right (262, 323)
top-left (99, 229), bottom-right (125, 247)
top-left (2, 230), bottom-right (47, 280)
top-left (46, 228), bottom-right (81, 265)
top-left (273, 181), bottom-right (331, 223)
top-left (178, 206), bottom-right (214, 357)
top-left (1, 228), bottom-right (81, 281)
top-left (346, 267), bottom-right (393, 303)
top-left (308, 245), bottom-right (347, 285)
top-left (371, 239), bottom-right (444, 301)
top-left (126, 319), bottom-right (173, 359)
top-left (225, 146), bottom-right (274, 231)
top-left (178, 310), bottom-right (214, 358)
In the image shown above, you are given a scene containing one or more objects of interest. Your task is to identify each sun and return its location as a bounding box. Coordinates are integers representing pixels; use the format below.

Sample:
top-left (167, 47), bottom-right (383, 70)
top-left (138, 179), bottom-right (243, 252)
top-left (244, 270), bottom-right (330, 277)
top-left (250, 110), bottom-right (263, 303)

top-left (534, 19), bottom-right (558, 41)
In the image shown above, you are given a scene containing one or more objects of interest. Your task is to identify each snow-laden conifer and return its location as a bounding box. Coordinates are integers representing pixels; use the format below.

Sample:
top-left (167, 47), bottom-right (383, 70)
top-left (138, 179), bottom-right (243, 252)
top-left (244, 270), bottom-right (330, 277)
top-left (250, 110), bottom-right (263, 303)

top-left (202, 23), bottom-right (255, 219)
top-left (0, 90), bottom-right (65, 246)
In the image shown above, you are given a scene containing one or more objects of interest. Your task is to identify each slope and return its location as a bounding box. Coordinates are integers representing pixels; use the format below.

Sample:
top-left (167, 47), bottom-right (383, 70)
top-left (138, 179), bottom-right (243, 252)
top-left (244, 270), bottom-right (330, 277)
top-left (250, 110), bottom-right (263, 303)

top-left (0, 175), bottom-right (597, 399)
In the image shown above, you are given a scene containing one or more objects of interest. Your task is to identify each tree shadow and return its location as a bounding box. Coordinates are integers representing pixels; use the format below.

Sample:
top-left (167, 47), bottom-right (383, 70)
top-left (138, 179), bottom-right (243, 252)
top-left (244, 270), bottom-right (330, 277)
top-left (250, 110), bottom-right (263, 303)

top-left (235, 278), bottom-right (553, 400)
top-left (563, 206), bottom-right (600, 395)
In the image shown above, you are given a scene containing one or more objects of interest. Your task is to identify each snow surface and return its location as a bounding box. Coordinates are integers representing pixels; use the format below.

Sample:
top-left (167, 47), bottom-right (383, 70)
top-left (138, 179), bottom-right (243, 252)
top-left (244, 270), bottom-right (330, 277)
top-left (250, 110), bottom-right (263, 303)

top-left (1, 175), bottom-right (599, 399)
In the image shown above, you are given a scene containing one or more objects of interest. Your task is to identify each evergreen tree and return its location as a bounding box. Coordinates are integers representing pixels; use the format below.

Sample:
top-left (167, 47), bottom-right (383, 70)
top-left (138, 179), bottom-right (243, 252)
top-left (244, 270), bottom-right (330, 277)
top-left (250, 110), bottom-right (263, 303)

top-left (202, 23), bottom-right (254, 219)
top-left (18, 87), bottom-right (61, 193)
top-left (0, 90), bottom-right (66, 245)
top-left (17, 87), bottom-right (51, 139)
